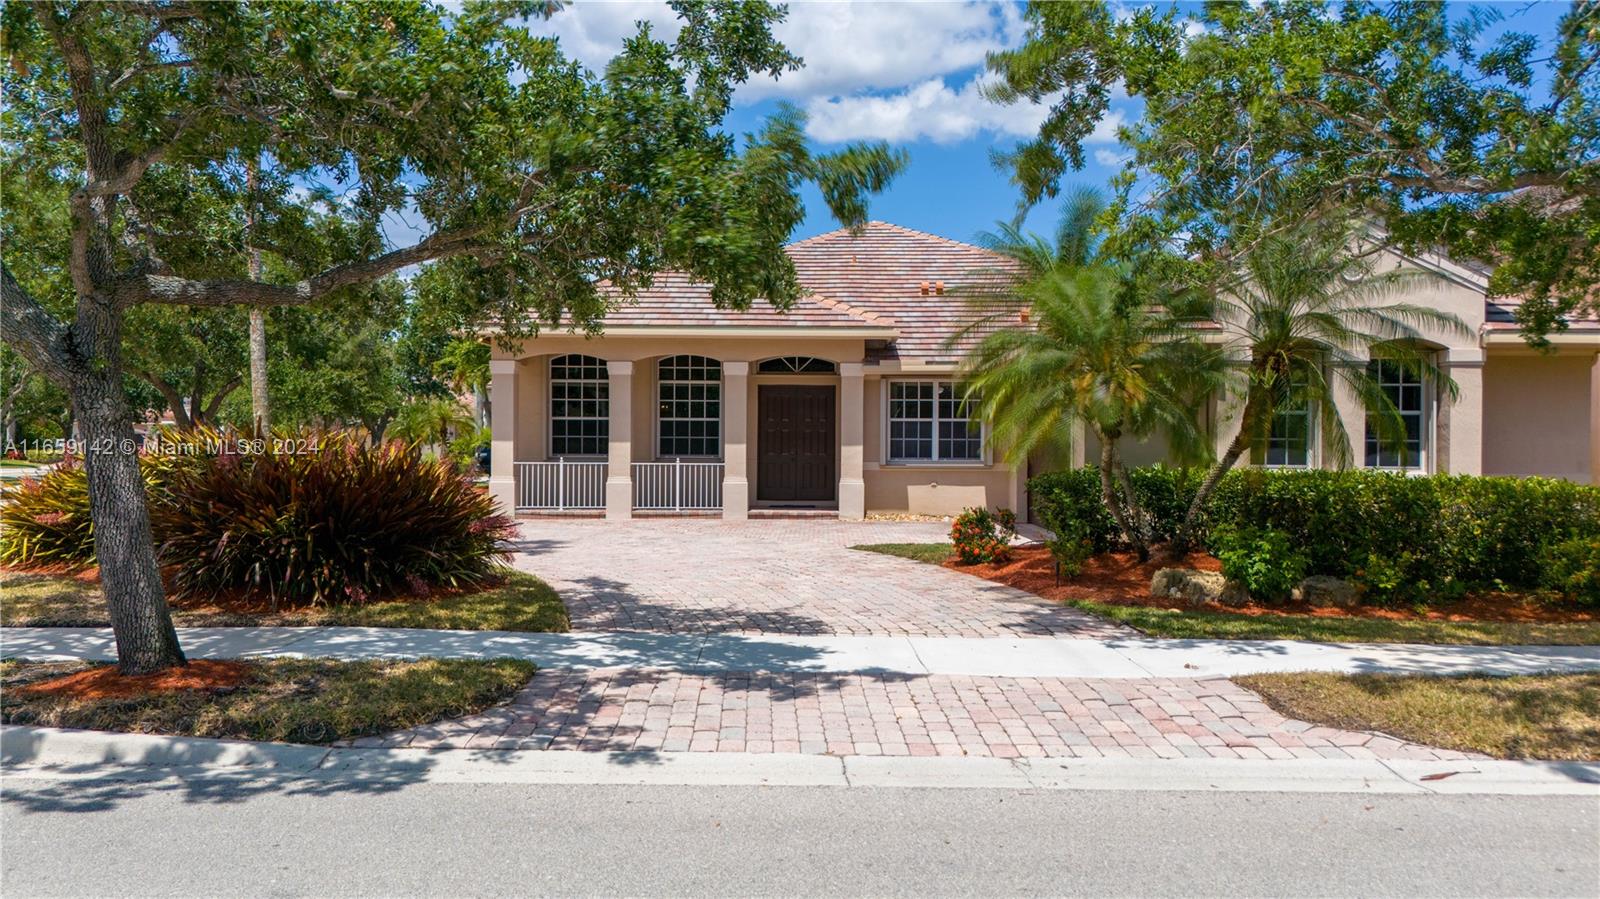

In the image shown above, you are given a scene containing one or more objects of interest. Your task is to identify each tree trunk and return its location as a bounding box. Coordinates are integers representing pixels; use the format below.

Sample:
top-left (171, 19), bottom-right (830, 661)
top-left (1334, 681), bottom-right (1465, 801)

top-left (1173, 387), bottom-right (1266, 552)
top-left (1110, 453), bottom-right (1150, 560)
top-left (1095, 428), bottom-right (1146, 558)
top-left (246, 158), bottom-right (270, 434)
top-left (73, 371), bottom-right (186, 674)
top-left (248, 308), bottom-right (269, 433)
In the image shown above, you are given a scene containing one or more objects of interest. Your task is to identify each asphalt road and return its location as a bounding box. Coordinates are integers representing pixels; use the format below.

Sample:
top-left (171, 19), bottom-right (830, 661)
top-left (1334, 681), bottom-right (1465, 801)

top-left (3, 777), bottom-right (1596, 897)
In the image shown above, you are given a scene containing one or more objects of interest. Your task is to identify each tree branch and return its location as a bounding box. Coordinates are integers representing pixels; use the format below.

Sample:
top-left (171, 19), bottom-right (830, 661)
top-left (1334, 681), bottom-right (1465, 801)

top-left (120, 225), bottom-right (491, 308)
top-left (128, 365), bottom-right (192, 430)
top-left (0, 264), bottom-right (80, 386)
top-left (202, 374), bottom-right (242, 422)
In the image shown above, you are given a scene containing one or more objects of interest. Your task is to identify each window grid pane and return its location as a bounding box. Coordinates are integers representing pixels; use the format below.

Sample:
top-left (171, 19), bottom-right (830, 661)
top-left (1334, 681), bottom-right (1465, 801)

top-left (888, 380), bottom-right (981, 463)
top-left (1364, 360), bottom-right (1425, 470)
top-left (658, 355), bottom-right (722, 457)
top-left (551, 354), bottom-right (609, 456)
top-left (1264, 377), bottom-right (1311, 468)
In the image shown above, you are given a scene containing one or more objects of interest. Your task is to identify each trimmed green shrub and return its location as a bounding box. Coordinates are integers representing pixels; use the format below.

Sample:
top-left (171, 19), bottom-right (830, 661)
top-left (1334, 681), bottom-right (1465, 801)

top-left (1210, 525), bottom-right (1308, 603)
top-left (0, 464), bottom-right (95, 569)
top-left (1046, 517), bottom-right (1095, 578)
top-left (1028, 465), bottom-right (1201, 552)
top-left (1029, 466), bottom-right (1600, 600)
top-left (153, 437), bottom-right (516, 605)
top-left (1541, 535), bottom-right (1600, 606)
top-left (950, 507), bottom-right (1014, 565)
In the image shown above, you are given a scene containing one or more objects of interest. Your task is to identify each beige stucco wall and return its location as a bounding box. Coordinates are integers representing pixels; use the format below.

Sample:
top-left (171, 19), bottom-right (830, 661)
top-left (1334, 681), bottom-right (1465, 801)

top-left (1483, 349), bottom-right (1599, 484)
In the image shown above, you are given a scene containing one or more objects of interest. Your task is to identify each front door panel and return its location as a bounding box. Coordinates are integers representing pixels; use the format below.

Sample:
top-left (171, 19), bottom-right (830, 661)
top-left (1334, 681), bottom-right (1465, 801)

top-left (757, 385), bottom-right (836, 503)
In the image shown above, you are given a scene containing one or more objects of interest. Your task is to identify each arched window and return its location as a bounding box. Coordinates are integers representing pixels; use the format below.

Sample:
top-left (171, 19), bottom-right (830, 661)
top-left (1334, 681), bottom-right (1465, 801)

top-left (549, 354), bottom-right (608, 456)
top-left (756, 356), bottom-right (836, 374)
top-left (658, 355), bottom-right (721, 457)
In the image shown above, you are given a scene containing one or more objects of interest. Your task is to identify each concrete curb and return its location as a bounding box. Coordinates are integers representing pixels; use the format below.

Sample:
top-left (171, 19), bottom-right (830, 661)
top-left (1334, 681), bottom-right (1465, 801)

top-left (6, 627), bottom-right (1600, 679)
top-left (5, 726), bottom-right (1597, 796)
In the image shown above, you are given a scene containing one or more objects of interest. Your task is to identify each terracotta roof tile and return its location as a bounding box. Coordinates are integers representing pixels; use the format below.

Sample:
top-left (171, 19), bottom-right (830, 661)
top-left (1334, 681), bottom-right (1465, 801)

top-left (598, 271), bottom-right (888, 330)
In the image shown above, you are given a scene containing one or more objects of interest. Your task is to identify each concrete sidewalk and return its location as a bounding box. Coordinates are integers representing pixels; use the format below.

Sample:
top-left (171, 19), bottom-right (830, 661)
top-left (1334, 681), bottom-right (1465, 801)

top-left (5, 625), bottom-right (1600, 678)
top-left (4, 726), bottom-right (1598, 795)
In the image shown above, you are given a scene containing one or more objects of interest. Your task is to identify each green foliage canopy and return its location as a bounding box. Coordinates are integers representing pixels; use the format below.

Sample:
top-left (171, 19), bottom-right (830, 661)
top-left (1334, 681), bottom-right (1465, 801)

top-left (986, 1), bottom-right (1599, 342)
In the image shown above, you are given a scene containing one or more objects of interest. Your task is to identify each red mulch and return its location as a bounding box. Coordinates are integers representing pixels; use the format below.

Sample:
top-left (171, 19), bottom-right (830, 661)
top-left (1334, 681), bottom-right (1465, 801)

top-left (946, 545), bottom-right (1598, 624)
top-left (17, 660), bottom-right (253, 700)
top-left (3, 563), bottom-right (100, 581)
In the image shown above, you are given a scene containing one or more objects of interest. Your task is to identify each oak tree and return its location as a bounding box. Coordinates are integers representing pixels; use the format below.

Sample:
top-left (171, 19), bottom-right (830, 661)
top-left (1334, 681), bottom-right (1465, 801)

top-left (1, 0), bottom-right (903, 672)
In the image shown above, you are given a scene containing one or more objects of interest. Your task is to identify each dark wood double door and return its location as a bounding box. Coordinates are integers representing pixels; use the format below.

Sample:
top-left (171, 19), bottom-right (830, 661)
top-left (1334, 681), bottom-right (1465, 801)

top-left (756, 385), bottom-right (835, 504)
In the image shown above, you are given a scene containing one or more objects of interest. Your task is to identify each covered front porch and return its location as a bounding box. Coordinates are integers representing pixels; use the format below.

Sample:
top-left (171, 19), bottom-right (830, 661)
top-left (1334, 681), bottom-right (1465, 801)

top-left (486, 338), bottom-right (878, 521)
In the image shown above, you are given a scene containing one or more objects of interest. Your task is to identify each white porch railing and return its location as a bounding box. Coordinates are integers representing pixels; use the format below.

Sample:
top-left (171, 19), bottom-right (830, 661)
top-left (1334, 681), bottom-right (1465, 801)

top-left (514, 459), bottom-right (606, 511)
top-left (632, 459), bottom-right (724, 511)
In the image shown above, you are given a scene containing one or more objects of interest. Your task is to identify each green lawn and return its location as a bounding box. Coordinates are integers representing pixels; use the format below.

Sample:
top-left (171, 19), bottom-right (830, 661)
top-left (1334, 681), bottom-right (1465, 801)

top-left (1237, 672), bottom-right (1600, 761)
top-left (0, 568), bottom-right (570, 632)
top-left (1070, 599), bottom-right (1600, 646)
top-left (0, 459), bottom-right (45, 468)
top-left (1, 657), bottom-right (535, 745)
top-left (850, 542), bottom-right (955, 564)
top-left (850, 542), bottom-right (1600, 646)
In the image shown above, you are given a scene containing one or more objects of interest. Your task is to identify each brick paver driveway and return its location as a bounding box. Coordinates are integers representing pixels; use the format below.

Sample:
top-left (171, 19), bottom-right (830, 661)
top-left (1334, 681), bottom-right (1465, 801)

top-left (366, 671), bottom-right (1479, 762)
top-left (509, 518), bottom-right (1122, 638)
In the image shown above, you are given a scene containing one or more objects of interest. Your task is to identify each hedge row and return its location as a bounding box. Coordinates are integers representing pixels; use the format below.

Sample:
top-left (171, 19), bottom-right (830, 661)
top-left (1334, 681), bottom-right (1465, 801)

top-left (1028, 466), bottom-right (1600, 601)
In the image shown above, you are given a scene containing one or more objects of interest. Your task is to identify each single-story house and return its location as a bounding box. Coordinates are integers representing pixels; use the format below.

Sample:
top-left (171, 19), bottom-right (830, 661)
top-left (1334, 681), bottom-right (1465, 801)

top-left (486, 221), bottom-right (1600, 520)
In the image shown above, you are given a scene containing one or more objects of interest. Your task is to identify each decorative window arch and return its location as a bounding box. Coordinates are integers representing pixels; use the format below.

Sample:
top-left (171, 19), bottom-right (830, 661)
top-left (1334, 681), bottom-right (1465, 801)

top-left (549, 354), bottom-right (608, 456)
top-left (757, 356), bottom-right (836, 374)
top-left (657, 355), bottom-right (722, 458)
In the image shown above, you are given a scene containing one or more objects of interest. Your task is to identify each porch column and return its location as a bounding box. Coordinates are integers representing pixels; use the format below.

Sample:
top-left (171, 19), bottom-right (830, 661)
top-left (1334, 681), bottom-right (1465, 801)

top-left (722, 361), bottom-right (750, 520)
top-left (488, 358), bottom-right (518, 513)
top-left (839, 362), bottom-right (866, 520)
top-left (1442, 347), bottom-right (1484, 475)
top-left (605, 360), bottom-right (634, 520)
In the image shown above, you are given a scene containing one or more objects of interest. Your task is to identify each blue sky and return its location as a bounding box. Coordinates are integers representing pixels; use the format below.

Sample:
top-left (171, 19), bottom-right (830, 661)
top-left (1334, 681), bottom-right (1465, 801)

top-left (517, 1), bottom-right (1570, 248)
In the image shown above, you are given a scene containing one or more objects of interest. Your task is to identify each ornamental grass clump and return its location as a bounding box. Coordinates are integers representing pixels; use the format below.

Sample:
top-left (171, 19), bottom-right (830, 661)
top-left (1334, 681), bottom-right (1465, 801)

top-left (0, 464), bottom-right (95, 570)
top-left (152, 436), bottom-right (515, 606)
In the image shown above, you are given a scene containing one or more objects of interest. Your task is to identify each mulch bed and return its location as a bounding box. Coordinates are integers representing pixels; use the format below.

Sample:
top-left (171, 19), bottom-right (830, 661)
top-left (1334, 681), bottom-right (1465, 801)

top-left (947, 544), bottom-right (1598, 624)
top-left (14, 659), bottom-right (252, 700)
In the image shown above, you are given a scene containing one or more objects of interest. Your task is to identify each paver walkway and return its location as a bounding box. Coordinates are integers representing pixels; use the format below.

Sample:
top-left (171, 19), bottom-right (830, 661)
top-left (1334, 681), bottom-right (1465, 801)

top-left (358, 671), bottom-right (1480, 762)
top-left (511, 518), bottom-right (1123, 638)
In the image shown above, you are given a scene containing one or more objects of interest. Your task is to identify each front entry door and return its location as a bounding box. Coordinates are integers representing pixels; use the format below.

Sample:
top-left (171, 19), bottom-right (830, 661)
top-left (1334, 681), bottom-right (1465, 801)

top-left (757, 385), bottom-right (836, 503)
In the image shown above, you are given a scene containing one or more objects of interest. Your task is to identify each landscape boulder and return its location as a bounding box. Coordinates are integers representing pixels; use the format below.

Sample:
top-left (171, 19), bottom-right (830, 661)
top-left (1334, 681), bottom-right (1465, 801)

top-left (1295, 575), bottom-right (1361, 609)
top-left (1150, 568), bottom-right (1250, 608)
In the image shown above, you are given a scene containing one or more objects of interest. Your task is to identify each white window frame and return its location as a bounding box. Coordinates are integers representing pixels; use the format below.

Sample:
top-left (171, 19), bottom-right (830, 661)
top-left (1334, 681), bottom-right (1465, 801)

top-left (548, 354), bottom-right (609, 458)
top-left (655, 355), bottom-right (723, 460)
top-left (1261, 376), bottom-right (1316, 470)
top-left (1363, 359), bottom-right (1431, 473)
top-left (883, 379), bottom-right (986, 465)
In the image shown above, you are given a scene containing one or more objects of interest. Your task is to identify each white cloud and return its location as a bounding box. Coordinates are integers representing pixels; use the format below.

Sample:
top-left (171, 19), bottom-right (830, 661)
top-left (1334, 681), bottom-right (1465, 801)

top-left (528, 1), bottom-right (1022, 101)
top-left (741, 1), bottom-right (1023, 101)
top-left (525, 1), bottom-right (683, 74)
top-left (808, 79), bottom-right (1124, 146)
top-left (1093, 148), bottom-right (1128, 167)
top-left (526, 2), bottom-right (1137, 147)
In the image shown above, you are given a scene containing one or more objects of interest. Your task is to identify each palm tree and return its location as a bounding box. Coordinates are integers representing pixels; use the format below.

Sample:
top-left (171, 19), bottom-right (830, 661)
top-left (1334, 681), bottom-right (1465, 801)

top-left (1171, 223), bottom-right (1472, 549)
top-left (956, 194), bottom-right (1222, 559)
top-left (387, 396), bottom-right (474, 456)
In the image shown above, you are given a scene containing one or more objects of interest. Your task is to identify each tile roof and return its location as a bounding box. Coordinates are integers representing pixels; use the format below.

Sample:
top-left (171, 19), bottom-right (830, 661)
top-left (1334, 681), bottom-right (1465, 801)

top-left (787, 222), bottom-right (1024, 359)
top-left (599, 271), bottom-right (890, 330)
top-left (597, 220), bottom-right (1596, 352)
top-left (595, 221), bottom-right (1022, 358)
